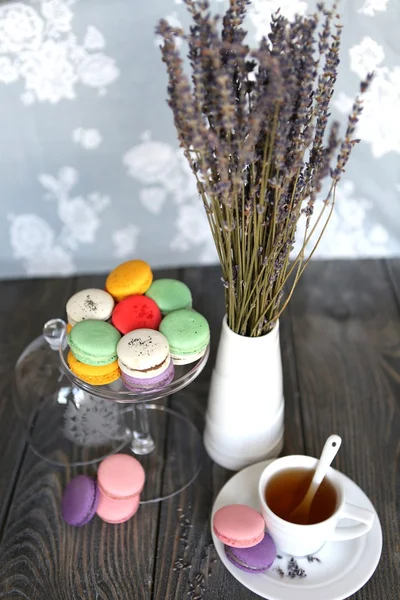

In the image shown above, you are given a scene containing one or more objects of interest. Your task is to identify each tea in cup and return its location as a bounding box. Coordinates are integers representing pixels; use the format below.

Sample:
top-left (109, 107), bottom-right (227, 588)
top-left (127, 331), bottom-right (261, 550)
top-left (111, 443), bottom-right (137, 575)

top-left (258, 455), bottom-right (375, 557)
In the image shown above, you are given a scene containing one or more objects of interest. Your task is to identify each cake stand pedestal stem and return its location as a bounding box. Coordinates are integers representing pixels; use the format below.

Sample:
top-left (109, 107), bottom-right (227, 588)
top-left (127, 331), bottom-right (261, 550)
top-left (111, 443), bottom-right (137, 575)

top-left (129, 403), bottom-right (156, 455)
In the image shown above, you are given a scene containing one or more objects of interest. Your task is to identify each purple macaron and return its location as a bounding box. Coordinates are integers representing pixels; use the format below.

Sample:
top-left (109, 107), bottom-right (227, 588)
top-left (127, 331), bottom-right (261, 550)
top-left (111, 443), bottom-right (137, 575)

top-left (225, 533), bottom-right (277, 574)
top-left (62, 475), bottom-right (99, 527)
top-left (120, 358), bottom-right (175, 391)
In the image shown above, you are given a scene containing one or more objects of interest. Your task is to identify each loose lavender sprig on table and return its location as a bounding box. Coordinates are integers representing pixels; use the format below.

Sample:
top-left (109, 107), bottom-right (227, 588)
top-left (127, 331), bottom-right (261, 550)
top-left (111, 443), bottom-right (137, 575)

top-left (157, 0), bottom-right (372, 337)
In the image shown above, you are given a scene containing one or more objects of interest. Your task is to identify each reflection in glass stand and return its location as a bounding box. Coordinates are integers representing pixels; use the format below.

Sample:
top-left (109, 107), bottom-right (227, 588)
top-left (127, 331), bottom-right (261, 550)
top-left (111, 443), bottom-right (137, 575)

top-left (14, 319), bottom-right (209, 502)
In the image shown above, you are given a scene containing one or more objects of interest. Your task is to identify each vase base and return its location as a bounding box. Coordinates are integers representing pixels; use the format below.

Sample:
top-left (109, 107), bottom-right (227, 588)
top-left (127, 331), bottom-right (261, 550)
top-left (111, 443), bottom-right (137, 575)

top-left (203, 428), bottom-right (284, 471)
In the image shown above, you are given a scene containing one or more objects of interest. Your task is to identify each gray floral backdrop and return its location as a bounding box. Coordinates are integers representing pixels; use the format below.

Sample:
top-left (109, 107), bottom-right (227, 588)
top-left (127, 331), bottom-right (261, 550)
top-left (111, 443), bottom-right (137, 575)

top-left (0, 0), bottom-right (399, 278)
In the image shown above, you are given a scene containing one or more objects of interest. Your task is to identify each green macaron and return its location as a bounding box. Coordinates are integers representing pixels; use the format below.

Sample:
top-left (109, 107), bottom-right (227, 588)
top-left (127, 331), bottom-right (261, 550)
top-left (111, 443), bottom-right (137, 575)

top-left (159, 309), bottom-right (210, 365)
top-left (145, 279), bottom-right (192, 315)
top-left (68, 320), bottom-right (121, 366)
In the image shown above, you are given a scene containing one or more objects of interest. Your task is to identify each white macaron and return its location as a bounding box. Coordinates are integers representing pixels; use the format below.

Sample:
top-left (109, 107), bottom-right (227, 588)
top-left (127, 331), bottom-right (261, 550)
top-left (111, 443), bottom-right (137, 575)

top-left (117, 329), bottom-right (171, 380)
top-left (66, 289), bottom-right (114, 327)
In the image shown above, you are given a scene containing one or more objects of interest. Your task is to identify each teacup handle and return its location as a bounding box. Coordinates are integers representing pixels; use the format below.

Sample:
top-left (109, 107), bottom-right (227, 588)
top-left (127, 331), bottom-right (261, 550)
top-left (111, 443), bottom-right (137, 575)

top-left (328, 502), bottom-right (375, 542)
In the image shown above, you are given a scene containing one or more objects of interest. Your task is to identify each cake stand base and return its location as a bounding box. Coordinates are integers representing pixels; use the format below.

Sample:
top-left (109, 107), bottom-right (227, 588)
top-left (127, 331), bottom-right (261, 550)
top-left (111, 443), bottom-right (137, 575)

top-left (131, 404), bottom-right (203, 503)
top-left (25, 393), bottom-right (203, 501)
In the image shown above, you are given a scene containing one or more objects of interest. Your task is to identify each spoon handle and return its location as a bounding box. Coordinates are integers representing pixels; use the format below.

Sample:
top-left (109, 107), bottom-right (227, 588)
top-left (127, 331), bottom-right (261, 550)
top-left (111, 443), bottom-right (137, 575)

top-left (313, 434), bottom-right (342, 485)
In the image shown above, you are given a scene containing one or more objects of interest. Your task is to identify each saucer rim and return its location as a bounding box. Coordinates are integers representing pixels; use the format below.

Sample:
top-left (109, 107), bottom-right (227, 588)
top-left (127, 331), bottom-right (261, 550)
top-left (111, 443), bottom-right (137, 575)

top-left (211, 459), bottom-right (383, 600)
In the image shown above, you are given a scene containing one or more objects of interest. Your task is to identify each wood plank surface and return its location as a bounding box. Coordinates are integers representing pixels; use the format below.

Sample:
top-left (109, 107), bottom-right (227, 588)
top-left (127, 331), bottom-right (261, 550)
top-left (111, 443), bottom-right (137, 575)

top-left (0, 271), bottom-right (174, 599)
top-left (0, 261), bottom-right (397, 600)
top-left (152, 266), bottom-right (304, 600)
top-left (0, 278), bottom-right (75, 537)
top-left (289, 260), bottom-right (400, 599)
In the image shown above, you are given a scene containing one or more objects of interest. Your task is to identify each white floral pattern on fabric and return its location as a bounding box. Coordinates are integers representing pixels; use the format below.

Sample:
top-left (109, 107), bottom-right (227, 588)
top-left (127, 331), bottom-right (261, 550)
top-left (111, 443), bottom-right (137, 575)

top-left (8, 213), bottom-right (75, 275)
top-left (41, 0), bottom-right (73, 33)
top-left (0, 0), bottom-right (119, 104)
top-left (335, 37), bottom-right (400, 157)
top-left (72, 127), bottom-right (102, 149)
top-left (9, 166), bottom-right (110, 275)
top-left (0, 56), bottom-right (18, 83)
top-left (293, 181), bottom-right (391, 259)
top-left (124, 132), bottom-right (215, 257)
top-left (358, 0), bottom-right (390, 16)
top-left (123, 134), bottom-right (181, 185)
top-left (172, 202), bottom-right (216, 259)
top-left (83, 26), bottom-right (105, 50)
top-left (1, 0), bottom-right (398, 276)
top-left (112, 225), bottom-right (140, 258)
top-left (248, 0), bottom-right (307, 40)
top-left (139, 187), bottom-right (167, 215)
top-left (349, 37), bottom-right (385, 79)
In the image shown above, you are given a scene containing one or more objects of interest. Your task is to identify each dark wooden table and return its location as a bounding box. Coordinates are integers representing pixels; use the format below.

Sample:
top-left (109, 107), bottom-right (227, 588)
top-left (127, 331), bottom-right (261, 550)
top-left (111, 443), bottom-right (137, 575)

top-left (0, 260), bottom-right (399, 599)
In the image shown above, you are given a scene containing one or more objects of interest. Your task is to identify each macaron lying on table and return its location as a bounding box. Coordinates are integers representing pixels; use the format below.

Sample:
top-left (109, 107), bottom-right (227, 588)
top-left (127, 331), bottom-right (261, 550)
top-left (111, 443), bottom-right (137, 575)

top-left (96, 493), bottom-right (140, 524)
top-left (159, 309), bottom-right (210, 365)
top-left (62, 475), bottom-right (99, 527)
top-left (97, 454), bottom-right (146, 500)
top-left (96, 454), bottom-right (145, 523)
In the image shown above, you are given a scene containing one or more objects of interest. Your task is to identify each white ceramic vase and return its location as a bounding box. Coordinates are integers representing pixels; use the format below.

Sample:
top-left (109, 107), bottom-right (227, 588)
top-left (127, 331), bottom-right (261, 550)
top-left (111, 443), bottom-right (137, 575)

top-left (204, 316), bottom-right (284, 470)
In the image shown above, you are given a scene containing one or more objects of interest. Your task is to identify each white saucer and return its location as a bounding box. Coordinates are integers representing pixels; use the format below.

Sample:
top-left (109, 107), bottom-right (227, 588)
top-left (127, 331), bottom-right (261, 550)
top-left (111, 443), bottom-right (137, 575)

top-left (211, 460), bottom-right (382, 600)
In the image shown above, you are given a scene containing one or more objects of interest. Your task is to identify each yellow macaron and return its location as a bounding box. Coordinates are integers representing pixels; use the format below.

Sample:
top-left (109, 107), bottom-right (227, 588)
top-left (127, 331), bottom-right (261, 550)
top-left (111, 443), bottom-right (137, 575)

top-left (67, 322), bottom-right (73, 334)
top-left (67, 351), bottom-right (120, 386)
top-left (105, 260), bottom-right (153, 302)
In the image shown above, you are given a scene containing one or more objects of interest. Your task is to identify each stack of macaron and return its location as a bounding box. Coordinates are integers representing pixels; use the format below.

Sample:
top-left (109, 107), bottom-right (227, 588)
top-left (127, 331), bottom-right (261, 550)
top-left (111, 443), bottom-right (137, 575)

top-left (117, 329), bottom-right (175, 391)
top-left (65, 259), bottom-right (211, 391)
top-left (213, 504), bottom-right (277, 574)
top-left (61, 453), bottom-right (145, 526)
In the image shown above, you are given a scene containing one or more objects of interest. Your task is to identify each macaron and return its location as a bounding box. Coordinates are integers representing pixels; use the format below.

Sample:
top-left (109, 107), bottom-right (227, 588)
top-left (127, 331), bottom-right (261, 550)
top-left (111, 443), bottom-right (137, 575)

top-left (213, 504), bottom-right (265, 548)
top-left (62, 475), bottom-right (99, 527)
top-left (106, 260), bottom-right (153, 302)
top-left (120, 357), bottom-right (175, 391)
top-left (111, 295), bottom-right (162, 335)
top-left (68, 320), bottom-right (121, 366)
top-left (96, 492), bottom-right (140, 524)
top-left (225, 534), bottom-right (277, 573)
top-left (117, 329), bottom-right (173, 387)
top-left (159, 309), bottom-right (210, 365)
top-left (145, 279), bottom-right (192, 315)
top-left (67, 351), bottom-right (120, 386)
top-left (66, 289), bottom-right (114, 327)
top-left (97, 454), bottom-right (145, 500)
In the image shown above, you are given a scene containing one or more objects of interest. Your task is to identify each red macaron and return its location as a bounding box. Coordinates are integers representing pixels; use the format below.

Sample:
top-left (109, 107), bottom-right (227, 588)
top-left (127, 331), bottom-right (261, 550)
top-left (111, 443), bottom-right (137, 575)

top-left (112, 295), bottom-right (162, 334)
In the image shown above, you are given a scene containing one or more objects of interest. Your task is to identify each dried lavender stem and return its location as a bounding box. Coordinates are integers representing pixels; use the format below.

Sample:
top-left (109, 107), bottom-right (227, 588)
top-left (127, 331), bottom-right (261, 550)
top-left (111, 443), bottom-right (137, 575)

top-left (157, 0), bottom-right (369, 336)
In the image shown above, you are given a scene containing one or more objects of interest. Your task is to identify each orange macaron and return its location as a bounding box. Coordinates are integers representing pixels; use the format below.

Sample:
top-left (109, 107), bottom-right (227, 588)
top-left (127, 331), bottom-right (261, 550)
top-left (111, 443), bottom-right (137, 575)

top-left (105, 260), bottom-right (153, 302)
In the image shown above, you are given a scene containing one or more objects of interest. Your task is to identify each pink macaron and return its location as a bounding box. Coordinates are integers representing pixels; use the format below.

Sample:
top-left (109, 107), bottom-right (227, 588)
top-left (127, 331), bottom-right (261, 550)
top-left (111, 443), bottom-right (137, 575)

top-left (97, 454), bottom-right (145, 500)
top-left (96, 493), bottom-right (140, 524)
top-left (213, 504), bottom-right (265, 548)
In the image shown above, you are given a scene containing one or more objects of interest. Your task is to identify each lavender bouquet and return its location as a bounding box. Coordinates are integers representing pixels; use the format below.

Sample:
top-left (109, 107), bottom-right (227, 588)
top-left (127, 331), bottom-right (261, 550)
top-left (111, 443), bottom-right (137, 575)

top-left (157, 0), bottom-right (371, 337)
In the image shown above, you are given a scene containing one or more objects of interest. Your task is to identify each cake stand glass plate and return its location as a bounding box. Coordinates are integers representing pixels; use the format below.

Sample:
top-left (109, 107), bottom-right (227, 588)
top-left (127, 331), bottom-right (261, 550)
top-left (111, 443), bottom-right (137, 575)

top-left (14, 319), bottom-right (208, 502)
top-left (211, 460), bottom-right (382, 600)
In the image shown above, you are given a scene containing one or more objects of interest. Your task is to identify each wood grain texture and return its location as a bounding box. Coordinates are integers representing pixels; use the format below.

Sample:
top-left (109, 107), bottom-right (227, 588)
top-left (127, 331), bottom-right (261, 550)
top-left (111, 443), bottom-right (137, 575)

top-left (0, 277), bottom-right (74, 536)
top-left (289, 260), bottom-right (400, 599)
top-left (152, 266), bottom-right (304, 600)
top-left (0, 270), bottom-right (175, 600)
top-left (0, 262), bottom-right (396, 600)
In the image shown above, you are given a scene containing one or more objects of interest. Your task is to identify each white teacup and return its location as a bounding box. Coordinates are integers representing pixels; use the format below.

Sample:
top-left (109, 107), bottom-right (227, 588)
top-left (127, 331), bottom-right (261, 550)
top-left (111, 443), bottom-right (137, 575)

top-left (258, 455), bottom-right (375, 557)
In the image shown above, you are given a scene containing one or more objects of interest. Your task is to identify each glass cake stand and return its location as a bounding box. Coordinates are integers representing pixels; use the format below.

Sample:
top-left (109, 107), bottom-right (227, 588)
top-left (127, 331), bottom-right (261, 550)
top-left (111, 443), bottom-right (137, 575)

top-left (14, 319), bottom-right (209, 503)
